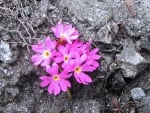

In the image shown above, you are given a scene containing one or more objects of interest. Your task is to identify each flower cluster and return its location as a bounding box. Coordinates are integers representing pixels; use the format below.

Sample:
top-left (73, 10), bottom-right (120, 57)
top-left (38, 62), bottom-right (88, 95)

top-left (31, 21), bottom-right (101, 95)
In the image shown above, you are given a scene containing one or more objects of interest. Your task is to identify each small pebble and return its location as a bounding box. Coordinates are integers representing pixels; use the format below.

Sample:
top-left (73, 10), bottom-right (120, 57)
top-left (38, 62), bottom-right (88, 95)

top-left (131, 87), bottom-right (146, 101)
top-left (24, 6), bottom-right (32, 16)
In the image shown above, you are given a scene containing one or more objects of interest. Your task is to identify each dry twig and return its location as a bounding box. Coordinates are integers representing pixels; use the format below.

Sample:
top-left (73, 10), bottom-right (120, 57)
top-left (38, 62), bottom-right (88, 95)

top-left (124, 0), bottom-right (137, 17)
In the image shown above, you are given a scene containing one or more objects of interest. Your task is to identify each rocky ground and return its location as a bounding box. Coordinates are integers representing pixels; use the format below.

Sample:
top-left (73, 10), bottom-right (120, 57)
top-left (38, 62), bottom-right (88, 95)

top-left (0, 0), bottom-right (150, 113)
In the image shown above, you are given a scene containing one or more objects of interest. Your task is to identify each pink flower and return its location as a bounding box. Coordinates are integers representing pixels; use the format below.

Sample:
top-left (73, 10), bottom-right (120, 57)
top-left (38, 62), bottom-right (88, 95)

top-left (51, 21), bottom-right (79, 44)
top-left (31, 37), bottom-right (56, 67)
top-left (66, 54), bottom-right (94, 84)
top-left (84, 40), bottom-right (101, 69)
top-left (86, 48), bottom-right (101, 68)
top-left (69, 40), bottom-right (86, 54)
top-left (54, 43), bottom-right (77, 68)
top-left (40, 63), bottom-right (71, 95)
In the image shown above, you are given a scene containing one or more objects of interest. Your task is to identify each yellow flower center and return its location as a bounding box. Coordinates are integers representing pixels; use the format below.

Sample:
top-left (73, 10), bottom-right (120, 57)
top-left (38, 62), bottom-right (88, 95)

top-left (64, 55), bottom-right (69, 62)
top-left (43, 50), bottom-right (51, 59)
top-left (75, 66), bottom-right (81, 74)
top-left (53, 75), bottom-right (60, 81)
top-left (60, 33), bottom-right (67, 39)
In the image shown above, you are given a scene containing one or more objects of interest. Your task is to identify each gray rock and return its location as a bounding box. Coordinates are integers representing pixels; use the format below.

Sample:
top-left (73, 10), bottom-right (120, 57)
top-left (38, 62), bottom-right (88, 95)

top-left (59, 0), bottom-right (150, 37)
top-left (32, 0), bottom-right (49, 26)
top-left (111, 0), bottom-right (150, 36)
top-left (39, 0), bottom-right (49, 18)
top-left (5, 87), bottom-right (19, 97)
top-left (96, 21), bottom-right (119, 43)
top-left (116, 40), bottom-right (148, 78)
top-left (5, 103), bottom-right (18, 113)
top-left (0, 40), bottom-right (18, 64)
top-left (121, 63), bottom-right (147, 78)
top-left (24, 6), bottom-right (32, 16)
top-left (60, 0), bottom-right (109, 26)
top-left (0, 74), bottom-right (8, 89)
top-left (2, 67), bottom-right (14, 77)
top-left (59, 0), bottom-right (110, 41)
top-left (140, 34), bottom-right (150, 52)
top-left (103, 54), bottom-right (113, 65)
top-left (117, 46), bottom-right (145, 66)
top-left (106, 69), bottom-right (126, 93)
top-left (137, 96), bottom-right (150, 113)
top-left (72, 100), bottom-right (103, 113)
top-left (0, 40), bottom-right (13, 63)
top-left (5, 103), bottom-right (29, 113)
top-left (130, 87), bottom-right (146, 101)
top-left (0, 67), bottom-right (19, 104)
top-left (0, 0), bottom-right (4, 4)
top-left (48, 4), bottom-right (56, 11)
top-left (1, 34), bottom-right (11, 41)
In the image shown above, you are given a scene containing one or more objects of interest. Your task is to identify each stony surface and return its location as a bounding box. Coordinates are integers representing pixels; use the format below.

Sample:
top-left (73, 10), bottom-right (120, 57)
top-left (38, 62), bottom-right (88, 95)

top-left (59, 0), bottom-right (150, 38)
top-left (24, 6), bottom-right (32, 16)
top-left (1, 67), bottom-right (14, 77)
top-left (116, 39), bottom-right (148, 78)
top-left (138, 96), bottom-right (150, 113)
top-left (139, 34), bottom-right (150, 53)
top-left (106, 69), bottom-right (126, 94)
top-left (96, 21), bottom-right (119, 43)
top-left (32, 0), bottom-right (49, 26)
top-left (72, 100), bottom-right (103, 113)
top-left (0, 0), bottom-right (150, 113)
top-left (130, 87), bottom-right (146, 101)
top-left (0, 40), bottom-right (16, 64)
top-left (60, 0), bottom-right (109, 26)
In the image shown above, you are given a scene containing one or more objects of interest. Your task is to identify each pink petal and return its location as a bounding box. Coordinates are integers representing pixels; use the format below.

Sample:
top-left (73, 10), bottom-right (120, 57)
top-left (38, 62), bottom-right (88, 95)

top-left (91, 55), bottom-right (101, 60)
top-left (41, 58), bottom-right (51, 67)
top-left (51, 27), bottom-right (59, 38)
top-left (79, 72), bottom-right (92, 84)
top-left (59, 80), bottom-right (67, 92)
top-left (58, 45), bottom-right (66, 55)
top-left (72, 30), bottom-right (79, 35)
top-left (65, 26), bottom-right (75, 36)
top-left (31, 44), bottom-right (44, 53)
top-left (90, 48), bottom-right (99, 54)
top-left (71, 40), bottom-right (83, 50)
top-left (45, 38), bottom-right (56, 50)
top-left (45, 37), bottom-right (52, 50)
top-left (66, 38), bottom-right (72, 44)
top-left (59, 79), bottom-right (71, 92)
top-left (31, 54), bottom-right (44, 66)
top-left (51, 27), bottom-right (56, 33)
top-left (51, 41), bottom-right (56, 49)
top-left (74, 73), bottom-right (82, 83)
top-left (40, 76), bottom-right (52, 87)
top-left (63, 63), bottom-right (75, 72)
top-left (53, 56), bottom-right (63, 63)
top-left (70, 35), bottom-right (78, 40)
top-left (81, 63), bottom-right (95, 72)
top-left (65, 43), bottom-right (71, 53)
top-left (64, 80), bottom-right (71, 87)
top-left (57, 22), bottom-right (64, 35)
top-left (40, 75), bottom-right (49, 80)
top-left (62, 62), bottom-right (69, 68)
top-left (48, 82), bottom-right (55, 94)
top-left (91, 60), bottom-right (99, 68)
top-left (80, 54), bottom-right (87, 64)
top-left (51, 63), bottom-right (59, 74)
top-left (69, 51), bottom-right (76, 58)
top-left (54, 83), bottom-right (61, 95)
top-left (46, 65), bottom-right (55, 75)
top-left (60, 71), bottom-right (72, 79)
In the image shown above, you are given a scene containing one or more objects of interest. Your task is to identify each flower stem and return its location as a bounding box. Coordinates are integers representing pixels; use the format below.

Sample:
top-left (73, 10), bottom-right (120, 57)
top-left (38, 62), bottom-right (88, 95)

top-left (67, 89), bottom-right (72, 99)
